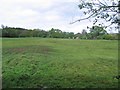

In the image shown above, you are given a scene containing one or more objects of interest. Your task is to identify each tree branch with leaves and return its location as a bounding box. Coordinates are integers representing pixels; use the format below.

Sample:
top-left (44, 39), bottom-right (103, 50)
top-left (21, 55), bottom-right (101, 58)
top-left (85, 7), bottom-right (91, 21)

top-left (70, 0), bottom-right (120, 30)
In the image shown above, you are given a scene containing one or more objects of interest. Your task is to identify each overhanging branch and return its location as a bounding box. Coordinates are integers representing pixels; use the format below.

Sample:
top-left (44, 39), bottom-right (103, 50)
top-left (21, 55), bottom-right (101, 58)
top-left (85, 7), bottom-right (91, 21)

top-left (70, 5), bottom-right (119, 24)
top-left (70, 13), bottom-right (95, 24)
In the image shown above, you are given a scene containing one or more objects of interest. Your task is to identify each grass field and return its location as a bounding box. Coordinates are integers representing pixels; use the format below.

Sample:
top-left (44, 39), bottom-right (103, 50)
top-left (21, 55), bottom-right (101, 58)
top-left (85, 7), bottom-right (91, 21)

top-left (2, 38), bottom-right (118, 88)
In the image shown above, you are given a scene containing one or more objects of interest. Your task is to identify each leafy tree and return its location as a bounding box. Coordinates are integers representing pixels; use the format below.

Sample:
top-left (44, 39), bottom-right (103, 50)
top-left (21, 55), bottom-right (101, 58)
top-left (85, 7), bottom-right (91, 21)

top-left (0, 28), bottom-right (2, 37)
top-left (102, 33), bottom-right (118, 40)
top-left (75, 33), bottom-right (82, 39)
top-left (68, 32), bottom-right (75, 39)
top-left (89, 25), bottom-right (107, 39)
top-left (81, 29), bottom-right (88, 39)
top-left (61, 32), bottom-right (69, 38)
top-left (49, 28), bottom-right (64, 38)
top-left (71, 0), bottom-right (120, 31)
top-left (82, 29), bottom-right (87, 35)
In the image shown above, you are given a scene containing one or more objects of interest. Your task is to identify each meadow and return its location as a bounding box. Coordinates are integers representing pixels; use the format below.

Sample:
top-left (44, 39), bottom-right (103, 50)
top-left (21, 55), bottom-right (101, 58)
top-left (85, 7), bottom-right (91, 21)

top-left (2, 38), bottom-right (118, 88)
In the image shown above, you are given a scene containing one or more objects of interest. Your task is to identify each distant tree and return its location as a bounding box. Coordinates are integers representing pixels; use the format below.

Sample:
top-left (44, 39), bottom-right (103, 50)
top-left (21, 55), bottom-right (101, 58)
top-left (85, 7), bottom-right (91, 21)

top-left (68, 32), bottom-right (75, 39)
top-left (49, 28), bottom-right (63, 38)
top-left (75, 33), bottom-right (82, 39)
top-left (89, 25), bottom-right (108, 39)
top-left (0, 28), bottom-right (2, 37)
top-left (1, 24), bottom-right (5, 29)
top-left (40, 30), bottom-right (48, 38)
top-left (82, 29), bottom-right (87, 35)
top-left (1, 25), bottom-right (76, 39)
top-left (81, 29), bottom-right (88, 39)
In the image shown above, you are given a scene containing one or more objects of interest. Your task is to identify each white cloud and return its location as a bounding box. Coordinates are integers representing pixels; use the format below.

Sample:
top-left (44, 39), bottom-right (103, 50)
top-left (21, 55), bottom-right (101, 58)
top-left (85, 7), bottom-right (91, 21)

top-left (1, 0), bottom-right (55, 8)
top-left (45, 15), bottom-right (61, 21)
top-left (43, 10), bottom-right (61, 21)
top-left (0, 0), bottom-right (95, 33)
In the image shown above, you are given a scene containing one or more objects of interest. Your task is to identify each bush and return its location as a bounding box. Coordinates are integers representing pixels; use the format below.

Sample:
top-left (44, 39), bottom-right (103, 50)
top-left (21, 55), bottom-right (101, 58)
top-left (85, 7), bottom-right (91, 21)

top-left (102, 34), bottom-right (116, 40)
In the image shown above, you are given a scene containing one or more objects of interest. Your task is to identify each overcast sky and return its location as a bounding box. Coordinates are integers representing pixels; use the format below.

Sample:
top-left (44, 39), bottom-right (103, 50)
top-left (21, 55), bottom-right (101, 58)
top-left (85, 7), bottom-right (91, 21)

top-left (0, 0), bottom-right (93, 33)
top-left (0, 0), bottom-right (118, 33)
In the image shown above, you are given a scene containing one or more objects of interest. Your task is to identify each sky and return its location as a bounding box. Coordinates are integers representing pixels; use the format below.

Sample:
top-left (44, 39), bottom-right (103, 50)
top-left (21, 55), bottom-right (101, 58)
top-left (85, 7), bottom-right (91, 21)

top-left (0, 0), bottom-right (118, 33)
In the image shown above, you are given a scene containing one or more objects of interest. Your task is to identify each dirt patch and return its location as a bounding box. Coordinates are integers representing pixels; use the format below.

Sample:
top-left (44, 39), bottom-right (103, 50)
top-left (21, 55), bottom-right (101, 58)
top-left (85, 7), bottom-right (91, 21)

top-left (3, 45), bottom-right (55, 55)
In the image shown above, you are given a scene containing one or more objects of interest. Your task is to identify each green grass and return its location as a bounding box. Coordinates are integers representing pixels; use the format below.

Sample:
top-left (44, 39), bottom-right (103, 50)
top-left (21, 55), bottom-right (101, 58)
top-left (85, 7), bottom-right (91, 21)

top-left (2, 38), bottom-right (118, 88)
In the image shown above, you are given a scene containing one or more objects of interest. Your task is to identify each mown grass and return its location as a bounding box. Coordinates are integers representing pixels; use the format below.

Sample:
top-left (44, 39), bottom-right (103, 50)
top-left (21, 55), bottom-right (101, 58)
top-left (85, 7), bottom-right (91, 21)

top-left (2, 38), bottom-right (118, 88)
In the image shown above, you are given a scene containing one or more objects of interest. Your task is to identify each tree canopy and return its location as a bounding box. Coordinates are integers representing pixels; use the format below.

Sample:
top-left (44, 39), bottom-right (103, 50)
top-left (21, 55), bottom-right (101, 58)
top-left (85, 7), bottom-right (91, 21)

top-left (0, 25), bottom-right (118, 40)
top-left (89, 25), bottom-right (108, 39)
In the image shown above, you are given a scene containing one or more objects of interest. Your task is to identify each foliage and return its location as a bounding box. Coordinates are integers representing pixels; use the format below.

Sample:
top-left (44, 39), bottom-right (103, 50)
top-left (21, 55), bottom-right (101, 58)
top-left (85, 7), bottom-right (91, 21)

top-left (102, 34), bottom-right (118, 40)
top-left (1, 25), bottom-right (75, 39)
top-left (71, 0), bottom-right (120, 29)
top-left (0, 28), bottom-right (2, 37)
top-left (1, 25), bottom-right (119, 40)
top-left (89, 25), bottom-right (108, 39)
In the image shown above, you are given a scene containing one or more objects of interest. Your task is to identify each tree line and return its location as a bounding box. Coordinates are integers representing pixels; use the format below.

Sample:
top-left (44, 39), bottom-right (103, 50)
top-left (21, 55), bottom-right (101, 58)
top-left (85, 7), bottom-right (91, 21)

top-left (0, 25), bottom-right (75, 39)
top-left (0, 25), bottom-right (119, 40)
